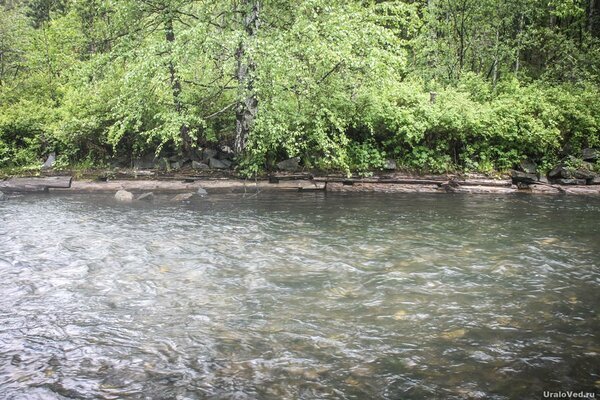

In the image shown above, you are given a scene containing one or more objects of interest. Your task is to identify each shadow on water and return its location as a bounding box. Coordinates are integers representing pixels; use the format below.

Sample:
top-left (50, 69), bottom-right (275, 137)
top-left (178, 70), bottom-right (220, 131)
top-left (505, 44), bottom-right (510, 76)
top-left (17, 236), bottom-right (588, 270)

top-left (0, 192), bottom-right (599, 399)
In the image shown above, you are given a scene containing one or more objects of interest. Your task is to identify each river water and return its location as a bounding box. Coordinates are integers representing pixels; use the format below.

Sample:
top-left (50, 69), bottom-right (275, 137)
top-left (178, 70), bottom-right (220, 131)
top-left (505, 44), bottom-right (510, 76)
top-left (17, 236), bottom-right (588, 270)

top-left (0, 192), bottom-right (598, 399)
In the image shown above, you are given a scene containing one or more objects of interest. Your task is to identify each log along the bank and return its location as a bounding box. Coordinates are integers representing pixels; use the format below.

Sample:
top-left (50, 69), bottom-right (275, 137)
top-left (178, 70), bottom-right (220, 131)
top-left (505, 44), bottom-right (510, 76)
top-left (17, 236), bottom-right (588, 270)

top-left (0, 176), bottom-right (72, 192)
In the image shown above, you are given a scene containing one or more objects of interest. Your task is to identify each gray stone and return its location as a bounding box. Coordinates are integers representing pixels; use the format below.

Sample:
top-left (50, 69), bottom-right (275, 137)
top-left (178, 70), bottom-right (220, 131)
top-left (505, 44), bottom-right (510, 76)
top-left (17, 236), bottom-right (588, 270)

top-left (588, 177), bottom-right (600, 185)
top-left (41, 152), bottom-right (56, 170)
top-left (218, 145), bottom-right (235, 160)
top-left (197, 187), bottom-right (208, 196)
top-left (171, 193), bottom-right (195, 202)
top-left (171, 162), bottom-right (181, 170)
top-left (209, 157), bottom-right (230, 169)
top-left (383, 159), bottom-right (397, 170)
top-left (519, 159), bottom-right (537, 174)
top-left (192, 161), bottom-right (209, 170)
top-left (136, 192), bottom-right (155, 201)
top-left (202, 148), bottom-right (218, 161)
top-left (510, 170), bottom-right (538, 183)
top-left (157, 158), bottom-right (170, 171)
top-left (573, 169), bottom-right (596, 180)
top-left (554, 178), bottom-right (587, 185)
top-left (582, 148), bottom-right (599, 161)
top-left (0, 191), bottom-right (6, 201)
top-left (548, 164), bottom-right (571, 179)
top-left (538, 176), bottom-right (549, 184)
top-left (115, 190), bottom-right (134, 202)
top-left (276, 157), bottom-right (300, 171)
top-left (133, 154), bottom-right (156, 169)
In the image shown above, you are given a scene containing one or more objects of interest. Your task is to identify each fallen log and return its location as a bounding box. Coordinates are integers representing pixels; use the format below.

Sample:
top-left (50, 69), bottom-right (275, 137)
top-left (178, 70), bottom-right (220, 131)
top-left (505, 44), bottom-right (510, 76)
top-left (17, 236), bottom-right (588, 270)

top-left (0, 176), bottom-right (72, 192)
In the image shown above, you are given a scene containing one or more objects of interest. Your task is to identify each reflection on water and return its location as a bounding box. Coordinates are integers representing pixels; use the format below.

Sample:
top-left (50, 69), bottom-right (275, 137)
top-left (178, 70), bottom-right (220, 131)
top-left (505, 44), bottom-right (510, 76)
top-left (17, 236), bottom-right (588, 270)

top-left (0, 192), bottom-right (599, 399)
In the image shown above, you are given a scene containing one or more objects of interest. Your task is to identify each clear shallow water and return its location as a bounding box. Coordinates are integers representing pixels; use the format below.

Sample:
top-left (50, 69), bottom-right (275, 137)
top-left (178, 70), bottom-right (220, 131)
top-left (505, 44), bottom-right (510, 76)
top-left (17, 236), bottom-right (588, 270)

top-left (0, 192), bottom-right (599, 400)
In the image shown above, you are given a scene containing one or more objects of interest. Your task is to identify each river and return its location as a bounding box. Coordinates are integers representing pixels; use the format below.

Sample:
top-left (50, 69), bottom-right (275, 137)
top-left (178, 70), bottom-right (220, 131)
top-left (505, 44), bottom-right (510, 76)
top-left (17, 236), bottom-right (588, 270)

top-left (0, 192), bottom-right (599, 399)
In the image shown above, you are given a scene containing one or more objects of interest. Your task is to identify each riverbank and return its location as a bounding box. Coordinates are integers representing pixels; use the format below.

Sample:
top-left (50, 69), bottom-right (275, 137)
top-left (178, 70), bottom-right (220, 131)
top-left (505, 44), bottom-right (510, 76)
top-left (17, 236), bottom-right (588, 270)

top-left (1, 169), bottom-right (600, 196)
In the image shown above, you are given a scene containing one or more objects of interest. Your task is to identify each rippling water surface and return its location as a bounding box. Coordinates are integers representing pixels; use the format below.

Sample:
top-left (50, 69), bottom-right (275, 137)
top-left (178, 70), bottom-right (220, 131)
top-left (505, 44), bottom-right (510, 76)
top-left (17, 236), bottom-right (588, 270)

top-left (0, 192), bottom-right (599, 399)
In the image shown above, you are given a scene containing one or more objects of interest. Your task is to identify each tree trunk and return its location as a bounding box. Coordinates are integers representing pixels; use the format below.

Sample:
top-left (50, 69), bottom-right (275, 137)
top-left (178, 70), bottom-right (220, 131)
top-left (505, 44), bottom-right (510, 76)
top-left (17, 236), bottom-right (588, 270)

top-left (591, 0), bottom-right (598, 36)
top-left (234, 0), bottom-right (260, 156)
top-left (164, 16), bottom-right (191, 152)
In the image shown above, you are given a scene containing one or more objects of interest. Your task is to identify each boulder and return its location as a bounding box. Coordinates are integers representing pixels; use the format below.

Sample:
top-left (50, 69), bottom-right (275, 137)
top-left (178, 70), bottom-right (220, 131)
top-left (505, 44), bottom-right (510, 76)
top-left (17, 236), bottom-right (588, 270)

top-left (192, 161), bottom-right (209, 170)
top-left (156, 157), bottom-right (170, 171)
top-left (572, 168), bottom-right (596, 180)
top-left (510, 170), bottom-right (538, 183)
top-left (276, 157), bottom-right (300, 172)
top-left (519, 159), bottom-right (537, 174)
top-left (197, 187), bottom-right (208, 197)
top-left (582, 148), bottom-right (599, 161)
top-left (136, 192), bottom-right (155, 201)
top-left (41, 152), bottom-right (56, 170)
top-left (383, 159), bottom-right (397, 171)
top-left (548, 164), bottom-right (571, 179)
top-left (115, 190), bottom-right (134, 202)
top-left (171, 193), bottom-right (195, 202)
top-left (202, 148), bottom-right (218, 161)
top-left (0, 191), bottom-right (6, 201)
top-left (588, 177), bottom-right (600, 185)
top-left (218, 145), bottom-right (235, 160)
top-left (209, 157), bottom-right (231, 169)
top-left (133, 154), bottom-right (156, 169)
top-left (171, 161), bottom-right (181, 170)
top-left (554, 178), bottom-right (587, 185)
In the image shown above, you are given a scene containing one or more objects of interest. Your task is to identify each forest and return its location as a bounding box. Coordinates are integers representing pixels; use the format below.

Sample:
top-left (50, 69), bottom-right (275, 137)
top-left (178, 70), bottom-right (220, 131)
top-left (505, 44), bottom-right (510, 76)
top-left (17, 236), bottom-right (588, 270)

top-left (1, 0), bottom-right (599, 176)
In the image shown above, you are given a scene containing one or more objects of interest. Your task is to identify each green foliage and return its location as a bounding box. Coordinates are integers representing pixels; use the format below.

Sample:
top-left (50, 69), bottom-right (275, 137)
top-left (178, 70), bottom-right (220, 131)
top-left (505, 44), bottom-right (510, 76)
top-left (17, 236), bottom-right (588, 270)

top-left (0, 0), bottom-right (598, 175)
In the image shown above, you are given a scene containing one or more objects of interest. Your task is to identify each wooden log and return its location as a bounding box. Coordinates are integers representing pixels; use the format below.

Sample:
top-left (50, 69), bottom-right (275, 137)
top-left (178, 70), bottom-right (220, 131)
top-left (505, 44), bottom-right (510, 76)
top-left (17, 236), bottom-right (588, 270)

top-left (0, 176), bottom-right (72, 192)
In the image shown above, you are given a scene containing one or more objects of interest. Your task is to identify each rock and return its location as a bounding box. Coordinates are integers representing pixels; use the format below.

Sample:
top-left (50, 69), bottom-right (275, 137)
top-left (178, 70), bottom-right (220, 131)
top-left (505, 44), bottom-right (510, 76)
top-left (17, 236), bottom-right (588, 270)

top-left (0, 191), bottom-right (6, 201)
top-left (548, 164), bottom-right (571, 179)
top-left (510, 170), bottom-right (538, 183)
top-left (202, 148), bottom-right (218, 161)
top-left (197, 187), bottom-right (208, 197)
top-left (582, 148), bottom-right (599, 161)
top-left (519, 159), bottom-right (537, 174)
top-left (554, 178), bottom-right (587, 185)
top-left (192, 161), bottom-right (209, 170)
top-left (209, 157), bottom-right (231, 169)
top-left (156, 157), bottom-right (170, 171)
top-left (538, 176), bottom-right (549, 184)
top-left (170, 193), bottom-right (195, 202)
top-left (115, 190), bottom-right (134, 202)
top-left (218, 145), bottom-right (235, 160)
top-left (41, 152), bottom-right (56, 170)
top-left (572, 167), bottom-right (596, 180)
top-left (136, 192), bottom-right (155, 201)
top-left (171, 162), bottom-right (181, 170)
top-left (133, 154), bottom-right (156, 169)
top-left (383, 159), bottom-right (397, 171)
top-left (589, 177), bottom-right (600, 185)
top-left (276, 157), bottom-right (300, 171)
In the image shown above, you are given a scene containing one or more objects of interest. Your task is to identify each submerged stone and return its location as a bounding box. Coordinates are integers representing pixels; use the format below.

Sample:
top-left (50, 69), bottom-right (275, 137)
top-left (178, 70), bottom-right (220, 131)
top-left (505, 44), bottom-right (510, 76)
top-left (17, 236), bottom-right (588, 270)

top-left (115, 190), bottom-right (134, 202)
top-left (171, 193), bottom-right (195, 202)
top-left (197, 187), bottom-right (208, 196)
top-left (136, 192), bottom-right (155, 201)
top-left (0, 191), bottom-right (6, 201)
